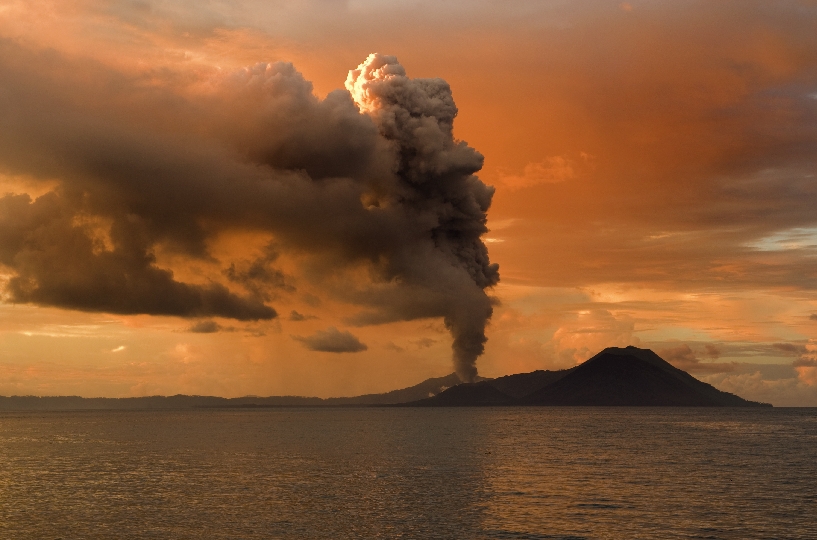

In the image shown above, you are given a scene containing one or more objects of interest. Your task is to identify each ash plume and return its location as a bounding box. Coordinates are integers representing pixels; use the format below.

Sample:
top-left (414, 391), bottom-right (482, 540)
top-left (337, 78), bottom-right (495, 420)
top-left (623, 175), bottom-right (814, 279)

top-left (0, 45), bottom-right (497, 380)
top-left (345, 54), bottom-right (499, 380)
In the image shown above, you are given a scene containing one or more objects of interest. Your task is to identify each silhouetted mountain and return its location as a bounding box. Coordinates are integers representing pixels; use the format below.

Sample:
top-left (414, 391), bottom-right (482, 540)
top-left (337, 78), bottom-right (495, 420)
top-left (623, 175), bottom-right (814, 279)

top-left (0, 347), bottom-right (769, 409)
top-left (405, 346), bottom-right (770, 407)
top-left (323, 373), bottom-right (470, 405)
top-left (0, 373), bottom-right (470, 410)
top-left (407, 381), bottom-right (516, 407)
top-left (0, 394), bottom-right (326, 411)
top-left (485, 369), bottom-right (572, 398)
top-left (522, 347), bottom-right (758, 406)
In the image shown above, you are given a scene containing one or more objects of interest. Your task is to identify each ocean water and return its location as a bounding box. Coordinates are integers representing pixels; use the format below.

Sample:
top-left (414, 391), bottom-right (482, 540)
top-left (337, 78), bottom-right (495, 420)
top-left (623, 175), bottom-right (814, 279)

top-left (0, 408), bottom-right (815, 539)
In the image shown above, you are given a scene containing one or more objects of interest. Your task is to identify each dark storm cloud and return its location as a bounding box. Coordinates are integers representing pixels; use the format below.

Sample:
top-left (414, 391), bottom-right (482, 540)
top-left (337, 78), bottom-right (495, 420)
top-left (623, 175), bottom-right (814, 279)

top-left (0, 45), bottom-right (497, 377)
top-left (811, 314), bottom-right (817, 321)
top-left (293, 327), bottom-right (368, 353)
top-left (0, 192), bottom-right (274, 320)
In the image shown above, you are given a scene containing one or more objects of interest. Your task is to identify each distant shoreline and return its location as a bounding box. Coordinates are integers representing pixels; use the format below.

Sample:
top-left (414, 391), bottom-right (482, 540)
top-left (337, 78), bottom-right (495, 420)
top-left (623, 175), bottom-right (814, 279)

top-left (0, 346), bottom-right (780, 409)
top-left (0, 397), bottom-right (785, 411)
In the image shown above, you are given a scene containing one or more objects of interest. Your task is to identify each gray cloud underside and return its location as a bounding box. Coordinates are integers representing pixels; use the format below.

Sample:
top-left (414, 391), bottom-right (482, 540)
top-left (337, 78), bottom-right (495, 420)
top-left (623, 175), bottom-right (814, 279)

top-left (187, 320), bottom-right (222, 333)
top-left (293, 327), bottom-right (368, 353)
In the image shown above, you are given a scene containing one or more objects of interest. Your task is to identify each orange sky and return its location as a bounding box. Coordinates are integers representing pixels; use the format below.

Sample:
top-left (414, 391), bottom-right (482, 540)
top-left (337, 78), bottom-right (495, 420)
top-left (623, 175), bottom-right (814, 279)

top-left (1, 0), bottom-right (816, 405)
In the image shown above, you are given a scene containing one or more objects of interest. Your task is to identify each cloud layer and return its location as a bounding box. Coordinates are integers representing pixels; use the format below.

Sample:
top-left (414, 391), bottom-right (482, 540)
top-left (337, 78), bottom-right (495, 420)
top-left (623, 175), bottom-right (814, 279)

top-left (1, 1), bottom-right (816, 403)
top-left (293, 327), bottom-right (368, 353)
top-left (0, 43), bottom-right (497, 379)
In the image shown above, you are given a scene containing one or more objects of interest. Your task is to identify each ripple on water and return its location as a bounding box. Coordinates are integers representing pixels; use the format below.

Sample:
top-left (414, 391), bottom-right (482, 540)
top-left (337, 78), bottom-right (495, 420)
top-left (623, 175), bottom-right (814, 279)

top-left (0, 407), bottom-right (815, 539)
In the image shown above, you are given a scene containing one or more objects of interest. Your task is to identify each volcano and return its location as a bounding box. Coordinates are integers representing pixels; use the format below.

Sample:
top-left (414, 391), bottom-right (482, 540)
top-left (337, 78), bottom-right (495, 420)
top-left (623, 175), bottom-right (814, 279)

top-left (403, 346), bottom-right (769, 407)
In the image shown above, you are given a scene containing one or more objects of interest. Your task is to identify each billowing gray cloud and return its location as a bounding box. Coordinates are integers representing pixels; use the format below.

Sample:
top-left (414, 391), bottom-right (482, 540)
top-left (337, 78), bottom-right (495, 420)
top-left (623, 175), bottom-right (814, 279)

top-left (187, 320), bottom-right (222, 333)
top-left (0, 45), bottom-right (497, 378)
top-left (0, 193), bottom-right (274, 320)
top-left (293, 327), bottom-right (367, 353)
top-left (341, 54), bottom-right (498, 380)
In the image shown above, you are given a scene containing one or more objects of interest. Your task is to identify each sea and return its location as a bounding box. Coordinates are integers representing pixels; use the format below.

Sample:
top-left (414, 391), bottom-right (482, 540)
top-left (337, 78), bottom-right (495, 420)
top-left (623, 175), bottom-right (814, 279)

top-left (1, 407), bottom-right (815, 539)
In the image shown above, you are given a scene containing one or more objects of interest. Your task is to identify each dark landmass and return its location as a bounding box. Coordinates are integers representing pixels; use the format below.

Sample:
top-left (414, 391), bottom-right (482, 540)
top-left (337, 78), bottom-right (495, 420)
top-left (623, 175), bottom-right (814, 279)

top-left (410, 381), bottom-right (514, 407)
top-left (0, 394), bottom-right (326, 411)
top-left (405, 346), bottom-right (770, 407)
top-left (0, 373), bottom-right (470, 411)
top-left (0, 347), bottom-right (769, 410)
top-left (323, 373), bottom-right (472, 406)
top-left (487, 369), bottom-right (571, 398)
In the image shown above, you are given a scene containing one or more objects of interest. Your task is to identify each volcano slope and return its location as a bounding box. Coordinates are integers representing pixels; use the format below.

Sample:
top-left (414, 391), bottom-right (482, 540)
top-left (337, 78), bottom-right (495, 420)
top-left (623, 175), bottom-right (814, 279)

top-left (404, 346), bottom-right (770, 407)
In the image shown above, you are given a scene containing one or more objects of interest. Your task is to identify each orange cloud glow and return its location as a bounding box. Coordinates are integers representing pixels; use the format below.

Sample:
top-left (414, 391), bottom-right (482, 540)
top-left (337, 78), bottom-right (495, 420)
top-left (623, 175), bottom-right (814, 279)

top-left (1, 1), bottom-right (816, 405)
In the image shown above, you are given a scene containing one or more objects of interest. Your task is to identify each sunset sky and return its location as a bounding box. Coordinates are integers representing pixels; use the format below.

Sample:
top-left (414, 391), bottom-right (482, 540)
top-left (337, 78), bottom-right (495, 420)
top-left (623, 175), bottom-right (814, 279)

top-left (1, 0), bottom-right (816, 405)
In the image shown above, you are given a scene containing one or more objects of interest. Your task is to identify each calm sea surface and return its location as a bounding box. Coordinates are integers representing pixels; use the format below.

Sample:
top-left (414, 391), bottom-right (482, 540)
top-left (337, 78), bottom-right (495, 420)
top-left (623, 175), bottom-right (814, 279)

top-left (1, 407), bottom-right (815, 539)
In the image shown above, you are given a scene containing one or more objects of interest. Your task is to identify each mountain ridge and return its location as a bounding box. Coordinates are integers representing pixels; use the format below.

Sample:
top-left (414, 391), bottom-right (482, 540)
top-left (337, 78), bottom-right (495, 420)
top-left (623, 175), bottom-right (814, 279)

top-left (0, 347), bottom-right (769, 409)
top-left (0, 373), bottom-right (472, 410)
top-left (405, 346), bottom-right (770, 407)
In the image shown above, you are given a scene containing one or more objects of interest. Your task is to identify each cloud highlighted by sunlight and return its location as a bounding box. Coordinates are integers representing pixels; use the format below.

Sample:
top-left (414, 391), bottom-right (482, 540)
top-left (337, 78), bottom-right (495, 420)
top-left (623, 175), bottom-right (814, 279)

top-left (1, 0), bottom-right (816, 402)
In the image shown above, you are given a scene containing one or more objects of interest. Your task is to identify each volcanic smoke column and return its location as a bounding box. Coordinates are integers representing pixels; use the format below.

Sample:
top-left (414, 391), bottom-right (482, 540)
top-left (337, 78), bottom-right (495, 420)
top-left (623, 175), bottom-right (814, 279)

top-left (346, 54), bottom-right (499, 382)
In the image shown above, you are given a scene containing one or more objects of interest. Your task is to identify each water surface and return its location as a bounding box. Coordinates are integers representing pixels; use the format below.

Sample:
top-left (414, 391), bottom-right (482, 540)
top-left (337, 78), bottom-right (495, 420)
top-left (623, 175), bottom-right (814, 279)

top-left (1, 407), bottom-right (815, 539)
